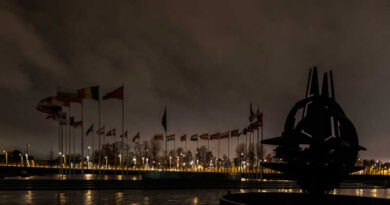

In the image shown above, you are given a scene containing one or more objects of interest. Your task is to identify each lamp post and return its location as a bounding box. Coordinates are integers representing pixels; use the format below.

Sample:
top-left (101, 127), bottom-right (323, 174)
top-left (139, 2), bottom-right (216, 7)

top-left (19, 153), bottom-right (23, 167)
top-left (169, 156), bottom-right (172, 170)
top-left (119, 155), bottom-right (122, 168)
top-left (105, 156), bottom-right (108, 169)
top-left (3, 150), bottom-right (7, 165)
top-left (87, 146), bottom-right (91, 169)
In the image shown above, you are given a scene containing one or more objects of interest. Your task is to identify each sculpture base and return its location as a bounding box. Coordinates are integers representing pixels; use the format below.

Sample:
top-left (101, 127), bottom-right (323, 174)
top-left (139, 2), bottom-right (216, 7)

top-left (220, 192), bottom-right (390, 205)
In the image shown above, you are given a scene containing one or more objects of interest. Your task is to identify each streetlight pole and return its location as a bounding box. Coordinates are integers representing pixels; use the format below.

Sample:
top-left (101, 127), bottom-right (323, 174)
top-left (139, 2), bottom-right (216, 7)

top-left (87, 146), bottom-right (91, 169)
top-left (3, 150), bottom-right (7, 166)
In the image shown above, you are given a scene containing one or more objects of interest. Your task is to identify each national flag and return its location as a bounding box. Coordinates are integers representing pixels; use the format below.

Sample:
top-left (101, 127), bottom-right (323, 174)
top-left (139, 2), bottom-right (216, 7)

top-left (220, 131), bottom-right (229, 139)
top-left (167, 134), bottom-right (175, 141)
top-left (231, 129), bottom-right (240, 137)
top-left (132, 132), bottom-right (140, 142)
top-left (120, 130), bottom-right (128, 138)
top-left (96, 126), bottom-right (104, 134)
top-left (154, 134), bottom-right (163, 140)
top-left (59, 112), bottom-right (67, 125)
top-left (57, 87), bottom-right (81, 103)
top-left (103, 86), bottom-right (123, 100)
top-left (86, 124), bottom-right (93, 135)
top-left (180, 135), bottom-right (186, 141)
top-left (210, 133), bottom-right (220, 140)
top-left (190, 134), bottom-right (198, 141)
top-left (106, 129), bottom-right (116, 136)
top-left (36, 97), bottom-right (64, 114)
top-left (242, 128), bottom-right (248, 135)
top-left (70, 117), bottom-right (74, 126)
top-left (199, 133), bottom-right (209, 140)
top-left (78, 86), bottom-right (99, 101)
top-left (74, 121), bottom-right (82, 129)
top-left (256, 109), bottom-right (263, 126)
top-left (249, 102), bottom-right (256, 122)
top-left (162, 107), bottom-right (167, 132)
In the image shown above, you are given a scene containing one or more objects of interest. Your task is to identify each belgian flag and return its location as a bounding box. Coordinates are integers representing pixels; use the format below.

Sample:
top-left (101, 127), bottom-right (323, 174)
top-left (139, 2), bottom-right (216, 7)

top-left (78, 86), bottom-right (99, 101)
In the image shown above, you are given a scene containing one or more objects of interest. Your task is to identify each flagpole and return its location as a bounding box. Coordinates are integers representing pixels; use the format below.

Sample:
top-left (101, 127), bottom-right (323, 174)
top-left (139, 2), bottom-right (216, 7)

top-left (81, 101), bottom-right (84, 174)
top-left (121, 83), bottom-right (124, 177)
top-left (256, 126), bottom-right (259, 180)
top-left (58, 122), bottom-right (61, 175)
top-left (228, 133), bottom-right (230, 173)
top-left (237, 134), bottom-right (239, 173)
top-left (72, 121), bottom-right (75, 174)
top-left (92, 126), bottom-right (95, 174)
top-left (68, 105), bottom-right (71, 175)
top-left (98, 100), bottom-right (101, 175)
top-left (114, 132), bottom-right (117, 174)
top-left (196, 138), bottom-right (198, 172)
top-left (260, 117), bottom-right (264, 180)
top-left (218, 136), bottom-right (220, 172)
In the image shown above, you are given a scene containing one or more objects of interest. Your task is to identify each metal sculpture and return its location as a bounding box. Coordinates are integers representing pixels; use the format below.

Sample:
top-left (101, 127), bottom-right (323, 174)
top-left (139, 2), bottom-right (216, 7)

top-left (262, 67), bottom-right (366, 194)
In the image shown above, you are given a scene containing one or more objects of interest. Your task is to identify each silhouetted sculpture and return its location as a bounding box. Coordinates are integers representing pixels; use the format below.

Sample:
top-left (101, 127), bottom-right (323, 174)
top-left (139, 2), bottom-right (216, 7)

top-left (262, 67), bottom-right (366, 194)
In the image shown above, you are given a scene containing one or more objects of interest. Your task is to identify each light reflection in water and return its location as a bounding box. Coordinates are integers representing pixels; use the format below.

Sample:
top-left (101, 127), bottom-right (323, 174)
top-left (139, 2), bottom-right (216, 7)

top-left (144, 196), bottom-right (149, 205)
top-left (193, 196), bottom-right (199, 205)
top-left (85, 190), bottom-right (92, 205)
top-left (25, 190), bottom-right (33, 204)
top-left (59, 192), bottom-right (66, 204)
top-left (116, 192), bottom-right (123, 204)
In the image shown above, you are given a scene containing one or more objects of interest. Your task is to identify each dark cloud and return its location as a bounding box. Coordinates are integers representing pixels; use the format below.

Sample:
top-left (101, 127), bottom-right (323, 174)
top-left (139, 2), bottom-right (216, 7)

top-left (0, 0), bottom-right (390, 160)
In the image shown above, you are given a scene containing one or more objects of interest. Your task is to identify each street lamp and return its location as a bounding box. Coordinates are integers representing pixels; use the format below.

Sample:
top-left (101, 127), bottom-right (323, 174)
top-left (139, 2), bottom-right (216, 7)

top-left (19, 153), bottom-right (23, 167)
top-left (169, 156), bottom-right (172, 170)
top-left (105, 156), bottom-right (108, 169)
top-left (119, 155), bottom-right (122, 168)
top-left (3, 150), bottom-right (7, 165)
top-left (87, 146), bottom-right (91, 169)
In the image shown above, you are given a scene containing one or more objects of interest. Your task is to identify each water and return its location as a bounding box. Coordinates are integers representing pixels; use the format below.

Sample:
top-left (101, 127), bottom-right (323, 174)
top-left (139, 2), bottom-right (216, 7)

top-left (1, 188), bottom-right (390, 205)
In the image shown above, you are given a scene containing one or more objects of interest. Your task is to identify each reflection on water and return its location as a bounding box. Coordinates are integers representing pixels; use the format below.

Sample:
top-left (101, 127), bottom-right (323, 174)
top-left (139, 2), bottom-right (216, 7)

top-left (3, 174), bottom-right (141, 181)
top-left (0, 188), bottom-right (388, 205)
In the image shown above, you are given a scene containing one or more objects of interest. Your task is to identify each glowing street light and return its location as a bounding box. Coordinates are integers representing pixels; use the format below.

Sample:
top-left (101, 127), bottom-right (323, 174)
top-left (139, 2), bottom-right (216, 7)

top-left (3, 150), bottom-right (7, 165)
top-left (105, 156), bottom-right (108, 169)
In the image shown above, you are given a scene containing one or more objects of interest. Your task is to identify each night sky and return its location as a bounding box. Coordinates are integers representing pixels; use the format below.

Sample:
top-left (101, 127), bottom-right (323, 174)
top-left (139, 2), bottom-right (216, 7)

top-left (1, 0), bottom-right (390, 160)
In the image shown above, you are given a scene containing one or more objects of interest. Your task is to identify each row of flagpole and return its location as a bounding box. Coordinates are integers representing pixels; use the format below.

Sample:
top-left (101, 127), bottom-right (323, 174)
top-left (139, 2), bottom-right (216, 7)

top-left (37, 86), bottom-right (264, 177)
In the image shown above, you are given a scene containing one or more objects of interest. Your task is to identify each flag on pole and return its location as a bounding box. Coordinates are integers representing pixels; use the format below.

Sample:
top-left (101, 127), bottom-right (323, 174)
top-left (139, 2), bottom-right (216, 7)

top-left (74, 121), bottom-right (82, 129)
top-left (120, 130), bottom-right (128, 138)
top-left (220, 131), bottom-right (229, 139)
top-left (154, 134), bottom-right (163, 140)
top-left (57, 87), bottom-right (82, 103)
top-left (78, 86), bottom-right (99, 101)
top-left (242, 128), bottom-right (248, 135)
top-left (190, 134), bottom-right (198, 141)
top-left (132, 132), bottom-right (140, 142)
top-left (210, 133), bottom-right (220, 140)
top-left (86, 124), bottom-right (94, 135)
top-left (249, 102), bottom-right (256, 122)
top-left (256, 109), bottom-right (263, 126)
top-left (70, 117), bottom-right (74, 126)
top-left (96, 126), bottom-right (104, 134)
top-left (199, 133), bottom-right (209, 140)
top-left (103, 86), bottom-right (123, 100)
top-left (166, 134), bottom-right (175, 141)
top-left (180, 135), bottom-right (186, 141)
top-left (106, 129), bottom-right (116, 136)
top-left (162, 107), bottom-right (167, 132)
top-left (231, 129), bottom-right (240, 137)
top-left (36, 97), bottom-right (64, 114)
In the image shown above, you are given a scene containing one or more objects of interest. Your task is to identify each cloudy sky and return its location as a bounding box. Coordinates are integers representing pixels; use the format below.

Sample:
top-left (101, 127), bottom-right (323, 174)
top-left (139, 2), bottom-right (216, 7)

top-left (0, 0), bottom-right (390, 160)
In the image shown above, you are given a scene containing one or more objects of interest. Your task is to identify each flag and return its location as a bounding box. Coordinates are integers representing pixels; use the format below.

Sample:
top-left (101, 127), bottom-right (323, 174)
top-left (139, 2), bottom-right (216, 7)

top-left (78, 86), bottom-right (99, 101)
top-left (167, 134), bottom-right (175, 141)
top-left (59, 112), bottom-right (67, 125)
top-left (96, 126), bottom-right (104, 134)
top-left (180, 135), bottom-right (186, 141)
top-left (36, 97), bottom-right (64, 114)
top-left (162, 107), bottom-right (167, 132)
top-left (231, 129), bottom-right (240, 137)
top-left (106, 129), bottom-right (116, 136)
top-left (242, 128), bottom-right (248, 135)
top-left (220, 131), bottom-right (229, 139)
top-left (154, 134), bottom-right (163, 140)
top-left (256, 109), bottom-right (263, 127)
top-left (132, 132), bottom-right (140, 142)
top-left (86, 124), bottom-right (94, 135)
top-left (199, 133), bottom-right (209, 140)
top-left (57, 87), bottom-right (81, 103)
top-left (190, 134), bottom-right (198, 141)
top-left (74, 121), bottom-right (82, 129)
top-left (103, 86), bottom-right (123, 100)
top-left (120, 130), bottom-right (128, 138)
top-left (210, 133), bottom-right (220, 140)
top-left (70, 117), bottom-right (74, 126)
top-left (249, 102), bottom-right (256, 122)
